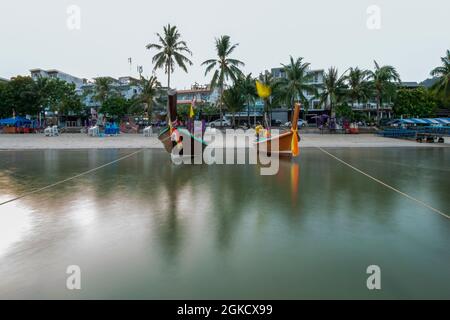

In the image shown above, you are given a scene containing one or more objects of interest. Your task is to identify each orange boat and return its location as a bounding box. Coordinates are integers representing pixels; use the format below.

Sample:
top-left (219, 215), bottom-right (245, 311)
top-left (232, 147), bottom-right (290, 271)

top-left (255, 103), bottom-right (300, 157)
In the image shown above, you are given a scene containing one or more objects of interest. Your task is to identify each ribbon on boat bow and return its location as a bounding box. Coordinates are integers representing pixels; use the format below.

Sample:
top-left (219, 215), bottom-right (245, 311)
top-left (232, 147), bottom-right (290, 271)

top-left (291, 127), bottom-right (299, 157)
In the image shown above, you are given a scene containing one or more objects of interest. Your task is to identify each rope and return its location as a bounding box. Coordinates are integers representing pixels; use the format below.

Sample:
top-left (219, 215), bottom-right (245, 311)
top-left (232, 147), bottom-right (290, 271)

top-left (0, 149), bottom-right (143, 206)
top-left (317, 147), bottom-right (450, 220)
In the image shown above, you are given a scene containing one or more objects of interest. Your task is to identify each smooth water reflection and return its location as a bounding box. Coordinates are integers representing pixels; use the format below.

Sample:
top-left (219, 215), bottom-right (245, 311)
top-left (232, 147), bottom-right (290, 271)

top-left (0, 148), bottom-right (449, 299)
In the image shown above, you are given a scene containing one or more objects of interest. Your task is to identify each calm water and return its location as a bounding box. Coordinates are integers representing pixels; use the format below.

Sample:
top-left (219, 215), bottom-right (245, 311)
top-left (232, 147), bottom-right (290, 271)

top-left (0, 148), bottom-right (449, 299)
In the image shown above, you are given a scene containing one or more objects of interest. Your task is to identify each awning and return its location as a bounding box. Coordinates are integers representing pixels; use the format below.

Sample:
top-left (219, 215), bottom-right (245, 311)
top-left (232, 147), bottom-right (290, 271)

top-left (0, 117), bottom-right (32, 126)
top-left (394, 118), bottom-right (450, 125)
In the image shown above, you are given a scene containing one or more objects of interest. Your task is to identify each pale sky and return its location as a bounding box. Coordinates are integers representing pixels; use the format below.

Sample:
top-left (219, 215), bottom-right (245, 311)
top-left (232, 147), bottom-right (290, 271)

top-left (1, 0), bottom-right (449, 88)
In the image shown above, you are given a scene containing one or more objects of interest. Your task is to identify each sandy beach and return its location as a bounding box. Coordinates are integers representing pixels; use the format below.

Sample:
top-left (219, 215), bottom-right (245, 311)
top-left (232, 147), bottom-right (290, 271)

top-left (0, 132), bottom-right (448, 150)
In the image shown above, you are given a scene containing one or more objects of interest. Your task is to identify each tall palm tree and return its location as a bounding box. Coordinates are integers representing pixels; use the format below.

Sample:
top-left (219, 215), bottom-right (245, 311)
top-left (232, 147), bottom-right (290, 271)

top-left (278, 56), bottom-right (317, 116)
top-left (236, 73), bottom-right (257, 126)
top-left (222, 84), bottom-right (246, 128)
top-left (137, 75), bottom-right (162, 119)
top-left (430, 49), bottom-right (450, 100)
top-left (346, 67), bottom-right (372, 108)
top-left (93, 77), bottom-right (115, 106)
top-left (146, 24), bottom-right (193, 89)
top-left (368, 61), bottom-right (401, 125)
top-left (202, 35), bottom-right (245, 126)
top-left (319, 67), bottom-right (347, 117)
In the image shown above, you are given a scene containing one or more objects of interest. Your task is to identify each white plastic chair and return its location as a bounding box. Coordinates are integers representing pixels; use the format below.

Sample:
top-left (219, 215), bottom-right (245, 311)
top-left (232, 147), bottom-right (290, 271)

top-left (44, 126), bottom-right (53, 137)
top-left (143, 126), bottom-right (153, 137)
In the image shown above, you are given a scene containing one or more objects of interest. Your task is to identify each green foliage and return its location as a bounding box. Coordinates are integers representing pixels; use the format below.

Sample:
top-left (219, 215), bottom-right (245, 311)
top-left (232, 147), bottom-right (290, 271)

top-left (335, 103), bottom-right (354, 120)
top-left (223, 84), bottom-right (246, 126)
top-left (430, 49), bottom-right (450, 102)
top-left (0, 76), bottom-right (41, 117)
top-left (202, 35), bottom-right (245, 91)
top-left (393, 87), bottom-right (437, 118)
top-left (101, 95), bottom-right (135, 119)
top-left (277, 56), bottom-right (317, 109)
top-left (319, 67), bottom-right (347, 116)
top-left (146, 24), bottom-right (193, 88)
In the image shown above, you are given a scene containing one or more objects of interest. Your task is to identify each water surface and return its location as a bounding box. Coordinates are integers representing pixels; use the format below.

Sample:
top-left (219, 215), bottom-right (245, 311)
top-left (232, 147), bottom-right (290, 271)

top-left (0, 148), bottom-right (449, 299)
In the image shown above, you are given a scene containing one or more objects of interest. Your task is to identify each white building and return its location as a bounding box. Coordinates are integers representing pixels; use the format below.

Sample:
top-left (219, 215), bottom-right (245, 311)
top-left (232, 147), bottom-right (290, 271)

top-left (30, 68), bottom-right (86, 89)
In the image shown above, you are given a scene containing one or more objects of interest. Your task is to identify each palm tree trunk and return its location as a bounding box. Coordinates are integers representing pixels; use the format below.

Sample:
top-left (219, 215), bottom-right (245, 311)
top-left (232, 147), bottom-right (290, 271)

top-left (247, 98), bottom-right (250, 128)
top-left (220, 84), bottom-right (224, 127)
top-left (376, 91), bottom-right (381, 126)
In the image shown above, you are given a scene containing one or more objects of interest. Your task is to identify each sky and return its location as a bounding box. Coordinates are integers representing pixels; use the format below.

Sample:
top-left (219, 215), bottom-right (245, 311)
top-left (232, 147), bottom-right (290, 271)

top-left (0, 0), bottom-right (449, 88)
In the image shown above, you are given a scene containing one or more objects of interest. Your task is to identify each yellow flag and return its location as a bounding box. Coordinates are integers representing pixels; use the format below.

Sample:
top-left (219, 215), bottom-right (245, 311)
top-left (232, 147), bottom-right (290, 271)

top-left (291, 128), bottom-right (299, 157)
top-left (255, 80), bottom-right (271, 99)
top-left (189, 104), bottom-right (195, 118)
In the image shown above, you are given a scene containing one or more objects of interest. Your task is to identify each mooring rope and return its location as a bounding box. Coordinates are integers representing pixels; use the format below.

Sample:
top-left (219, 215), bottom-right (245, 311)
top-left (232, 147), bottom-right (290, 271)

top-left (0, 149), bottom-right (143, 206)
top-left (317, 146), bottom-right (450, 220)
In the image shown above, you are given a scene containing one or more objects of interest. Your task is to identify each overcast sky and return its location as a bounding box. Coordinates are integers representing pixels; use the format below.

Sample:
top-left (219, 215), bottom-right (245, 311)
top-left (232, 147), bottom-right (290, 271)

top-left (1, 0), bottom-right (449, 88)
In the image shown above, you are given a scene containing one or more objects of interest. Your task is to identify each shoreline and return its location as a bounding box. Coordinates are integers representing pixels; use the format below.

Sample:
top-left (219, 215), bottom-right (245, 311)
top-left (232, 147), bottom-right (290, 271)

top-left (0, 133), bottom-right (448, 150)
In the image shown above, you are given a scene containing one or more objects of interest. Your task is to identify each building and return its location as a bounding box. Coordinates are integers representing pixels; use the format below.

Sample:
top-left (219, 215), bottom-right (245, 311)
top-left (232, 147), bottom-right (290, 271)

top-left (176, 83), bottom-right (219, 105)
top-left (30, 68), bottom-right (86, 89)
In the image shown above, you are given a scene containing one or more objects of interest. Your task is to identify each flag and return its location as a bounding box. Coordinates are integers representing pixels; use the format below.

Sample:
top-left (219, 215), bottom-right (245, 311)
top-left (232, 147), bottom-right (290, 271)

top-left (189, 99), bottom-right (196, 118)
top-left (255, 80), bottom-right (271, 99)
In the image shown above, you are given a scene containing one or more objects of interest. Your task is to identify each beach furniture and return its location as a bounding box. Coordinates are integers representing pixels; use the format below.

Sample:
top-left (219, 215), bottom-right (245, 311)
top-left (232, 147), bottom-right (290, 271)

top-left (143, 126), bottom-right (153, 137)
top-left (88, 125), bottom-right (99, 137)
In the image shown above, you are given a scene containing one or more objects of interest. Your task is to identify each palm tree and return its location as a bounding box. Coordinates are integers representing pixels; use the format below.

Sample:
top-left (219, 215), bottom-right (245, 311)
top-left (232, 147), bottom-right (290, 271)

top-left (319, 67), bottom-right (347, 117)
top-left (236, 73), bottom-right (257, 127)
top-left (368, 61), bottom-right (400, 125)
top-left (93, 77), bottom-right (115, 106)
top-left (137, 75), bottom-right (162, 119)
top-left (146, 24), bottom-right (193, 89)
top-left (346, 67), bottom-right (372, 108)
top-left (278, 56), bottom-right (317, 116)
top-left (222, 84), bottom-right (245, 128)
top-left (202, 35), bottom-right (245, 126)
top-left (430, 49), bottom-right (450, 100)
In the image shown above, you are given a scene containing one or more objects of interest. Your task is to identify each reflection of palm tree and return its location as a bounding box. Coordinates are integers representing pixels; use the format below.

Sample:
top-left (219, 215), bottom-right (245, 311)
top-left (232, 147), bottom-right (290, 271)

top-left (202, 35), bottom-right (245, 126)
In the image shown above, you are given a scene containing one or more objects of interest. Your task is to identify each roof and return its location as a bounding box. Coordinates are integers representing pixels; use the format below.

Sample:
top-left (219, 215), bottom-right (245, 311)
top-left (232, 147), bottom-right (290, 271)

top-left (399, 82), bottom-right (420, 88)
top-left (392, 118), bottom-right (450, 125)
top-left (0, 77), bottom-right (9, 82)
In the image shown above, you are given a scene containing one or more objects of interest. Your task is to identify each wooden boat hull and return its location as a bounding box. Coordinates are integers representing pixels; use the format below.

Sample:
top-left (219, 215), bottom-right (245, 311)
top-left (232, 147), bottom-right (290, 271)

top-left (255, 130), bottom-right (298, 157)
top-left (255, 103), bottom-right (301, 157)
top-left (158, 127), bottom-right (208, 156)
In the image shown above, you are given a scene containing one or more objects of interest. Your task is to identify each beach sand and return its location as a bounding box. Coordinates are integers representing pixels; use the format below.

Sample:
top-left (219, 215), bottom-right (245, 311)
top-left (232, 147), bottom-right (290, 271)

top-left (0, 132), bottom-right (448, 150)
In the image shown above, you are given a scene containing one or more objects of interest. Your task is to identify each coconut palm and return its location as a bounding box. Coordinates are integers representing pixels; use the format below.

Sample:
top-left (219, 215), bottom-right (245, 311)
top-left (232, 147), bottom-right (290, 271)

top-left (222, 84), bottom-right (246, 128)
top-left (137, 75), bottom-right (162, 118)
top-left (202, 35), bottom-right (245, 126)
top-left (278, 56), bottom-right (317, 115)
top-left (146, 24), bottom-right (193, 89)
top-left (346, 67), bottom-right (372, 108)
top-left (430, 49), bottom-right (450, 100)
top-left (368, 61), bottom-right (401, 125)
top-left (235, 73), bottom-right (258, 126)
top-left (319, 67), bottom-right (348, 117)
top-left (93, 77), bottom-right (115, 105)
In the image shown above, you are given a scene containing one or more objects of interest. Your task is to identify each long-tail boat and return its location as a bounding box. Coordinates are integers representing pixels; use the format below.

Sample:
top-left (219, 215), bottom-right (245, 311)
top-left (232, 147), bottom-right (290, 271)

top-left (255, 103), bottom-right (301, 157)
top-left (158, 90), bottom-right (208, 156)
